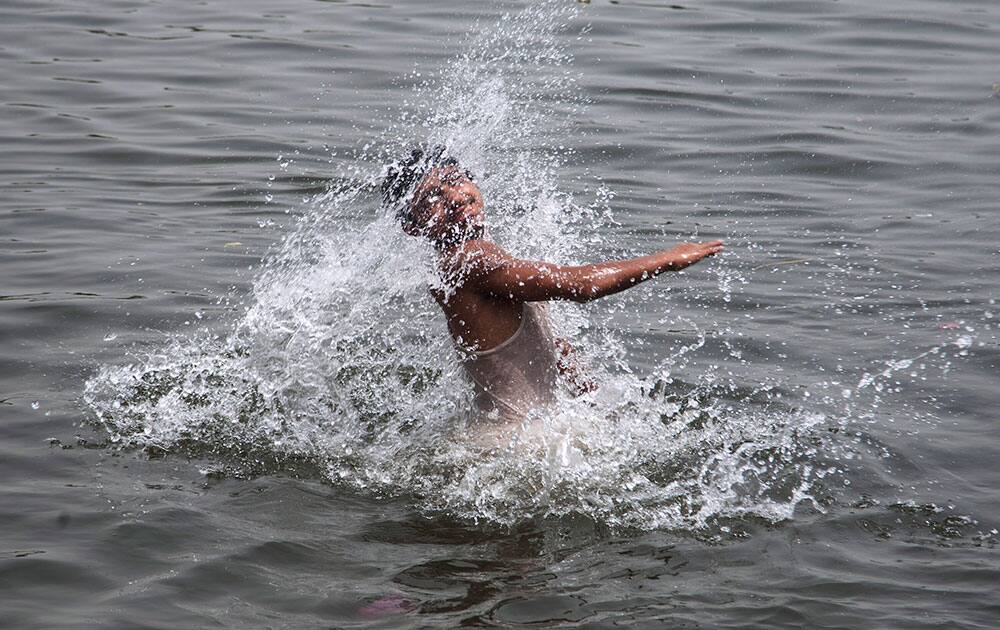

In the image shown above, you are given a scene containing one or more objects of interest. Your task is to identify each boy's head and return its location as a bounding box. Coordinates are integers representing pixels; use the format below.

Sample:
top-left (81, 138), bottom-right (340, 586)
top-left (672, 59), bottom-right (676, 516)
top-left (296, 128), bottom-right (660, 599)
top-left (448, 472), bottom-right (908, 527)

top-left (382, 146), bottom-right (484, 247)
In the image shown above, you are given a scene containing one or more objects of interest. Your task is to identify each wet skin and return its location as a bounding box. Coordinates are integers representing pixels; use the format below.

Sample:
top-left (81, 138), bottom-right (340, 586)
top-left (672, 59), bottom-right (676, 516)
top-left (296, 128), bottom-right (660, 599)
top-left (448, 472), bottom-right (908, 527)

top-left (408, 165), bottom-right (724, 352)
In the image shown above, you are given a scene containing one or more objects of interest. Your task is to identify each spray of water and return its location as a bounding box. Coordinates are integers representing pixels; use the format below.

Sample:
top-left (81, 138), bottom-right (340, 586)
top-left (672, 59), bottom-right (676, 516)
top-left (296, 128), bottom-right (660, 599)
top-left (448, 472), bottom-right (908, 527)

top-left (82, 1), bottom-right (971, 531)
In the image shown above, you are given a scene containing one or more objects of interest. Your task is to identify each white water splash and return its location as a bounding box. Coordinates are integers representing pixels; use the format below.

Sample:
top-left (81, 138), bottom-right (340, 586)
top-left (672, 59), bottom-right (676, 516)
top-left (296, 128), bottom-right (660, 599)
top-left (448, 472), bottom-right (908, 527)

top-left (85, 1), bottom-right (861, 531)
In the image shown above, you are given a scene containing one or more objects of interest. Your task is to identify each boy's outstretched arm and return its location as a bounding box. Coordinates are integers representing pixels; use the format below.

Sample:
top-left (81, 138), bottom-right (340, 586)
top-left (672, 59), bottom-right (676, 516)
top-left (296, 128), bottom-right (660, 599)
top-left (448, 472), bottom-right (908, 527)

top-left (449, 239), bottom-right (724, 303)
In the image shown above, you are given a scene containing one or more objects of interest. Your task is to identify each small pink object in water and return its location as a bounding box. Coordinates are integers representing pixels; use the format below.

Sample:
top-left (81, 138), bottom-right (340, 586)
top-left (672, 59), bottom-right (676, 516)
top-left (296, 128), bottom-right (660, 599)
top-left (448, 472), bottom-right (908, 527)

top-left (938, 322), bottom-right (961, 330)
top-left (359, 595), bottom-right (416, 619)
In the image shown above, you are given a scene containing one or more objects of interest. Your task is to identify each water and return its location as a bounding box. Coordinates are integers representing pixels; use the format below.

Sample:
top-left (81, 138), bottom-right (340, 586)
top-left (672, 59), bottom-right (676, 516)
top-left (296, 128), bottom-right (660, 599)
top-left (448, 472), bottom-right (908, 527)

top-left (3, 0), bottom-right (999, 627)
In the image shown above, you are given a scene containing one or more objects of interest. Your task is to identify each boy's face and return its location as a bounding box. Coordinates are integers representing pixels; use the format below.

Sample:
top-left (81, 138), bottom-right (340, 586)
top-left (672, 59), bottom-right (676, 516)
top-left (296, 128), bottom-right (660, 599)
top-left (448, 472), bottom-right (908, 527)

top-left (411, 166), bottom-right (485, 242)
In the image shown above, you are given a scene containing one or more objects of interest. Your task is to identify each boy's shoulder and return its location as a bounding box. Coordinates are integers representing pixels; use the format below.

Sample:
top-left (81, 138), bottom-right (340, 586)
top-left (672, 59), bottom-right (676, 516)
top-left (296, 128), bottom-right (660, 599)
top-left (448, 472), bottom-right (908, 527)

top-left (442, 239), bottom-right (506, 270)
top-left (438, 239), bottom-right (514, 289)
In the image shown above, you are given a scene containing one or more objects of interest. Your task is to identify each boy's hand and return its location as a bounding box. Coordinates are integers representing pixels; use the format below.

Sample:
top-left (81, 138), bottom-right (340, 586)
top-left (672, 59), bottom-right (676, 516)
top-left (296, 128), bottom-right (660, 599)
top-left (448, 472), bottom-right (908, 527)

top-left (663, 240), bottom-right (724, 271)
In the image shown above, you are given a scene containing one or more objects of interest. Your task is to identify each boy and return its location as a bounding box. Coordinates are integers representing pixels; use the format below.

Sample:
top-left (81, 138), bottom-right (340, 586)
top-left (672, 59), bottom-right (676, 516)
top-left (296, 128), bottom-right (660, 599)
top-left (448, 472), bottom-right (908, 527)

top-left (382, 148), bottom-right (723, 423)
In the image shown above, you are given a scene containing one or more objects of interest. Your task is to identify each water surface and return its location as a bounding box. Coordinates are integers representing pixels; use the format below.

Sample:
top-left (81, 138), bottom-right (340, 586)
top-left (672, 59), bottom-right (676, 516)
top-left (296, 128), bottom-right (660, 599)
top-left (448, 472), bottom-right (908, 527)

top-left (2, 0), bottom-right (998, 627)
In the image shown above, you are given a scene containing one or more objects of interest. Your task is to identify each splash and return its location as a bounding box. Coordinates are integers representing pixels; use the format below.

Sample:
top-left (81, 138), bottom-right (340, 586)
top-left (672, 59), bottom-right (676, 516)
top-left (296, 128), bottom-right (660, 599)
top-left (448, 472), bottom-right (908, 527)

top-left (82, 1), bottom-right (955, 531)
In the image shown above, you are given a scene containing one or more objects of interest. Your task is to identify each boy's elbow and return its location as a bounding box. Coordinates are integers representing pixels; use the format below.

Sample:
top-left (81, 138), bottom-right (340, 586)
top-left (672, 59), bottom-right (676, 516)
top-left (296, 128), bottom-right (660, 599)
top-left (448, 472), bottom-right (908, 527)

top-left (565, 284), bottom-right (601, 303)
top-left (545, 271), bottom-right (605, 302)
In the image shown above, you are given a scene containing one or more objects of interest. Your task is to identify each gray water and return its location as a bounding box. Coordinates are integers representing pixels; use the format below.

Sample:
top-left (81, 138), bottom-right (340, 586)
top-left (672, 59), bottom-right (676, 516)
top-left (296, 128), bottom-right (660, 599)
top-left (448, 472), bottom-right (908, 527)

top-left (2, 0), bottom-right (999, 627)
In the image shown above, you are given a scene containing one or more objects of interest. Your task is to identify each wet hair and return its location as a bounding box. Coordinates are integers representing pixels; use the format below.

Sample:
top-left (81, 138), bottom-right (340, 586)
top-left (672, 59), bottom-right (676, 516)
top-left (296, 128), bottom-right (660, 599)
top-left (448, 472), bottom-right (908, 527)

top-left (381, 145), bottom-right (473, 230)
